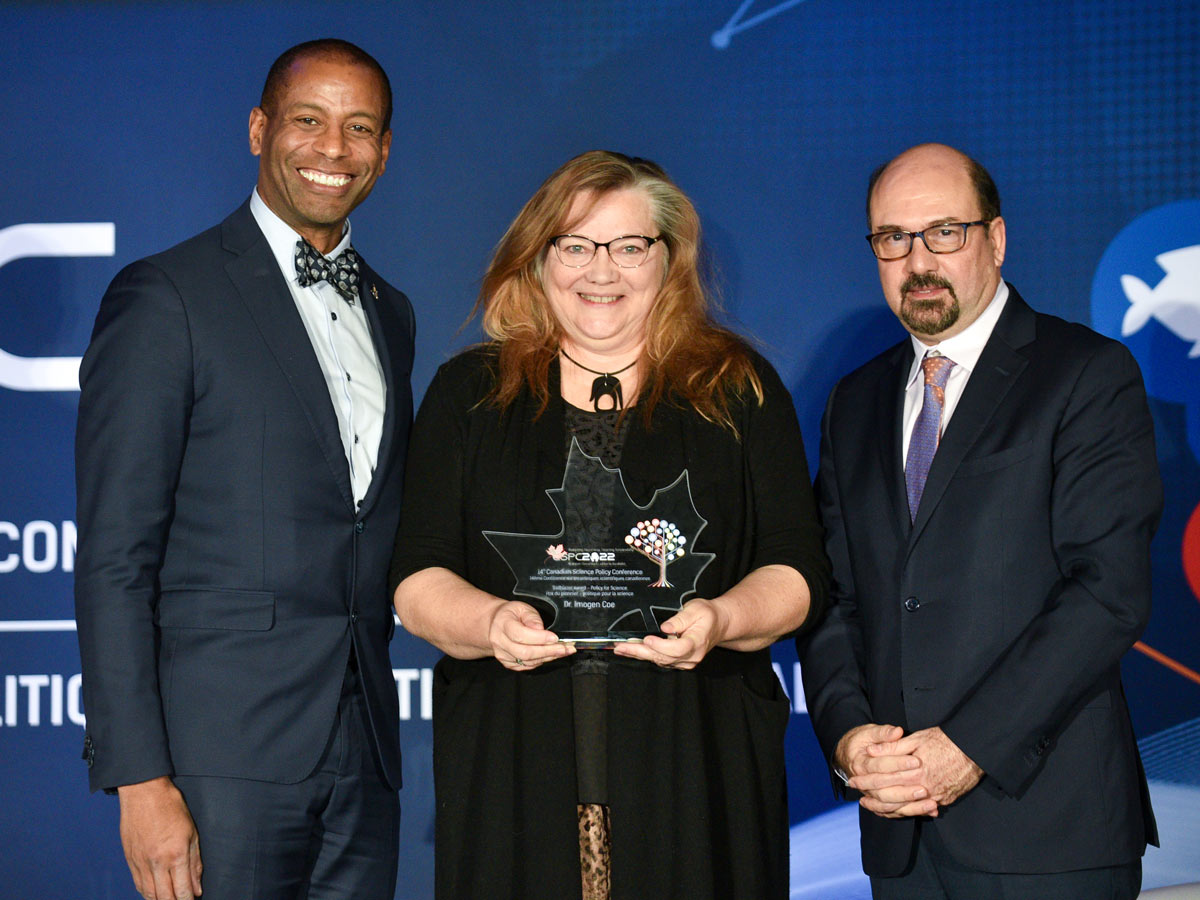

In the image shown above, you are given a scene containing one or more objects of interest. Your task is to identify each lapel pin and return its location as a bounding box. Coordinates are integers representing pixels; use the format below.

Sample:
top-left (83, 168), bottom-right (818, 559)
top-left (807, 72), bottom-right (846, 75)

top-left (371, 284), bottom-right (379, 300)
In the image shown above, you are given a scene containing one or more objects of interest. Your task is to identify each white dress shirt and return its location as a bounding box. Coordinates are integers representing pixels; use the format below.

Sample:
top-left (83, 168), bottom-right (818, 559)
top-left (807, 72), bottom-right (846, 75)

top-left (901, 281), bottom-right (1009, 467)
top-left (250, 190), bottom-right (385, 507)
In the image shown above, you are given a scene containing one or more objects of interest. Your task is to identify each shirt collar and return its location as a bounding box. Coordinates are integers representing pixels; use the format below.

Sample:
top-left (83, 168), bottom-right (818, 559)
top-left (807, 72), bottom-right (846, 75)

top-left (905, 281), bottom-right (1009, 388)
top-left (249, 189), bottom-right (353, 283)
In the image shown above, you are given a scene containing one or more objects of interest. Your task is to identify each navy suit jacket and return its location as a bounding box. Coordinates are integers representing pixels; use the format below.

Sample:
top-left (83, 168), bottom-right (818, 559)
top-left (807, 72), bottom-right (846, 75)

top-left (75, 201), bottom-right (414, 792)
top-left (800, 288), bottom-right (1160, 876)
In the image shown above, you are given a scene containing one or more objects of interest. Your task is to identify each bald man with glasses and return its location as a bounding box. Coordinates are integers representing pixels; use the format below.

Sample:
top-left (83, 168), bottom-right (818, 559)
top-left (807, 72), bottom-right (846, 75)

top-left (799, 143), bottom-right (1161, 899)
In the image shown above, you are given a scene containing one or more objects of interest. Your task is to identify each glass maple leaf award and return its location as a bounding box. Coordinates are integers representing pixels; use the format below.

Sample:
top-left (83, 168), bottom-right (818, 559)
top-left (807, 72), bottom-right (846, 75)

top-left (484, 439), bottom-right (715, 642)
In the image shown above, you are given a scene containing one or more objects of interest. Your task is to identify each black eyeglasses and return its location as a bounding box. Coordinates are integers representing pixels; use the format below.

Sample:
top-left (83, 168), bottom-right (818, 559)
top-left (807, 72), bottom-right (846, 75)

top-left (547, 234), bottom-right (663, 269)
top-left (866, 220), bottom-right (991, 260)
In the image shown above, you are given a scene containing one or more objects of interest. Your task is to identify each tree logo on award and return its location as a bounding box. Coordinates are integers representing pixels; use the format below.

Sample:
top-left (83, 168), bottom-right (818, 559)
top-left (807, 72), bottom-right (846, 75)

top-left (625, 519), bottom-right (686, 588)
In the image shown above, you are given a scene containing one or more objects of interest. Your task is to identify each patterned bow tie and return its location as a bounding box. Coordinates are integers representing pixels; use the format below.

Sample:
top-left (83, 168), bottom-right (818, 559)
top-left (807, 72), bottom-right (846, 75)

top-left (294, 239), bottom-right (361, 305)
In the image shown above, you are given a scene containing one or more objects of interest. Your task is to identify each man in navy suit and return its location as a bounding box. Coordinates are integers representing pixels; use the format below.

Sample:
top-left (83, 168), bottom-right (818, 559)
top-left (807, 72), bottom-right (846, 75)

top-left (75, 39), bottom-right (414, 900)
top-left (800, 143), bottom-right (1160, 899)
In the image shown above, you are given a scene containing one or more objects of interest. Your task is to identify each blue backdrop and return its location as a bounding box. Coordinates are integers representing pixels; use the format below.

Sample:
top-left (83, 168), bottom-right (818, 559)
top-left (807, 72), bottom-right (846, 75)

top-left (1, 2), bottom-right (1198, 897)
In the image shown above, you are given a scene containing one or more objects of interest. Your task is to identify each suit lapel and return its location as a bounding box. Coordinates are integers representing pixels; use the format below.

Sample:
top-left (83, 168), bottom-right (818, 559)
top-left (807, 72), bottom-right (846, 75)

top-left (908, 289), bottom-right (1035, 543)
top-left (220, 204), bottom-right (356, 513)
top-left (354, 259), bottom-right (407, 518)
top-left (878, 342), bottom-right (914, 537)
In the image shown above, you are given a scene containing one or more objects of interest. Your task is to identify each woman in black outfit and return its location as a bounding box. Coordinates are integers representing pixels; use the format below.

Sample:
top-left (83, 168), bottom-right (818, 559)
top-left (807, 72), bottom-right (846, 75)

top-left (391, 150), bottom-right (829, 900)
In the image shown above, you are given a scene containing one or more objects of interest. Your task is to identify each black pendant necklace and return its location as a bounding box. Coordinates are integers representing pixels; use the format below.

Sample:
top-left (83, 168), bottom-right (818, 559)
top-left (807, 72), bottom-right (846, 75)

top-left (560, 349), bottom-right (637, 412)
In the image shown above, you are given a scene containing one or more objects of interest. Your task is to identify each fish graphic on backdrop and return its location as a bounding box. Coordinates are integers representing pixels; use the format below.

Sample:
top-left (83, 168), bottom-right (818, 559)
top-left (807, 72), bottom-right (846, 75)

top-left (1121, 245), bottom-right (1200, 357)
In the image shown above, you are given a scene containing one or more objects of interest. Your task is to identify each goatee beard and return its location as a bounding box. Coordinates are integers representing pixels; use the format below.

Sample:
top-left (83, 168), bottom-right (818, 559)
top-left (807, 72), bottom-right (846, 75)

top-left (900, 274), bottom-right (959, 336)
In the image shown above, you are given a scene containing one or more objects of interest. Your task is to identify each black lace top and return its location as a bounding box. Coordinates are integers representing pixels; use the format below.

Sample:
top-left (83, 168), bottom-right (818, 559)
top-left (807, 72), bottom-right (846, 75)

top-left (564, 404), bottom-right (630, 804)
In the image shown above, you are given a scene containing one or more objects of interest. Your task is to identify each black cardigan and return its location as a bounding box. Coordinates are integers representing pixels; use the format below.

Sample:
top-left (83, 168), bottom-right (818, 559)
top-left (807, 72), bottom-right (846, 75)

top-left (391, 345), bottom-right (829, 900)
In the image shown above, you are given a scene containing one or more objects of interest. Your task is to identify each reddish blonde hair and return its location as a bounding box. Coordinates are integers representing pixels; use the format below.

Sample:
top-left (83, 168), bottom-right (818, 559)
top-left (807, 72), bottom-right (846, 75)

top-left (473, 150), bottom-right (762, 430)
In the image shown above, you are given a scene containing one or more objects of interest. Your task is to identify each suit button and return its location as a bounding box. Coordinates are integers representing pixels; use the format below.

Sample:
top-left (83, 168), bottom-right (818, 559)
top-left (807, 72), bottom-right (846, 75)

top-left (351, 612), bottom-right (359, 623)
top-left (903, 596), bottom-right (920, 611)
top-left (355, 522), bottom-right (365, 534)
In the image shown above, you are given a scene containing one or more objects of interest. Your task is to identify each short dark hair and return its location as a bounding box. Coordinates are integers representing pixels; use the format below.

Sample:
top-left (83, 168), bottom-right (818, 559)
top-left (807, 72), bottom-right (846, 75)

top-left (866, 147), bottom-right (1001, 226)
top-left (260, 38), bottom-right (392, 132)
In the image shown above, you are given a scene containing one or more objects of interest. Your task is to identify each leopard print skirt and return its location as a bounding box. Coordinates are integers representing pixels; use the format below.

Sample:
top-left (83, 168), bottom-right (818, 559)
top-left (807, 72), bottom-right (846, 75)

top-left (578, 803), bottom-right (611, 900)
